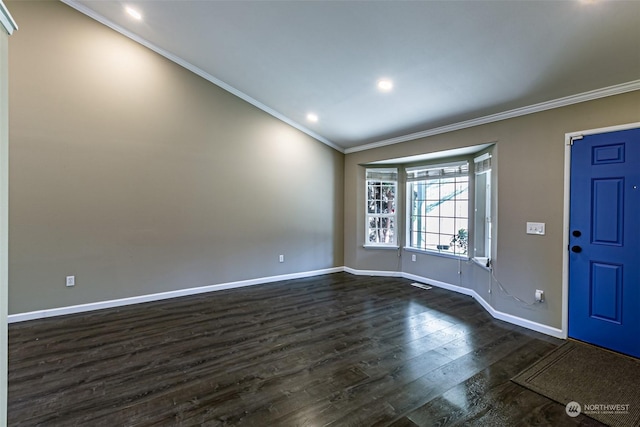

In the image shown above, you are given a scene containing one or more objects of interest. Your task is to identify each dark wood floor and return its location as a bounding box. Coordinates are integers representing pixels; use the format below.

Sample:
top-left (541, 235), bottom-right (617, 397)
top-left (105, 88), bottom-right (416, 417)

top-left (8, 273), bottom-right (604, 426)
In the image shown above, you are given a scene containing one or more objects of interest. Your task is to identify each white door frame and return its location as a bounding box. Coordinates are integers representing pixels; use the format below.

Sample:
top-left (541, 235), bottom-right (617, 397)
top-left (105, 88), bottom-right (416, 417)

top-left (0, 2), bottom-right (17, 426)
top-left (562, 121), bottom-right (640, 340)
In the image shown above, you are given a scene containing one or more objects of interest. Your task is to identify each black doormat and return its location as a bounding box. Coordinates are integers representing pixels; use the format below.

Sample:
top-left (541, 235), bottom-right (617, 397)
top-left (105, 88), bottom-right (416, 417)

top-left (512, 340), bottom-right (640, 427)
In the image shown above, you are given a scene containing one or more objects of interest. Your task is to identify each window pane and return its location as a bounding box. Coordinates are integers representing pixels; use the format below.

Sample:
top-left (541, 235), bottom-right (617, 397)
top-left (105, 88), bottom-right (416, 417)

top-left (440, 200), bottom-right (455, 217)
top-left (455, 200), bottom-right (468, 217)
top-left (367, 183), bottom-right (378, 200)
top-left (368, 216), bottom-right (377, 228)
top-left (425, 216), bottom-right (439, 233)
top-left (382, 182), bottom-right (395, 189)
top-left (409, 216), bottom-right (417, 232)
top-left (439, 234), bottom-right (453, 251)
top-left (474, 168), bottom-right (491, 258)
top-left (456, 178), bottom-right (469, 191)
top-left (457, 189), bottom-right (469, 200)
top-left (409, 229), bottom-right (417, 247)
top-left (406, 163), bottom-right (469, 256)
top-left (425, 201), bottom-right (439, 217)
top-left (441, 181), bottom-right (456, 198)
top-left (440, 217), bottom-right (455, 235)
top-left (385, 229), bottom-right (395, 243)
top-left (425, 233), bottom-right (440, 249)
top-left (425, 182), bottom-right (440, 200)
top-left (456, 218), bottom-right (469, 233)
top-left (379, 217), bottom-right (388, 229)
top-left (451, 227), bottom-right (468, 255)
top-left (366, 169), bottom-right (397, 246)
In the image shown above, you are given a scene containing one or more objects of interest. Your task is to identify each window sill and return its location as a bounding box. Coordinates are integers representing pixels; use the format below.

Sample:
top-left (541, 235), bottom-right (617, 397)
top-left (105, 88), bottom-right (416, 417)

top-left (472, 257), bottom-right (492, 270)
top-left (363, 245), bottom-right (400, 250)
top-left (403, 247), bottom-right (468, 261)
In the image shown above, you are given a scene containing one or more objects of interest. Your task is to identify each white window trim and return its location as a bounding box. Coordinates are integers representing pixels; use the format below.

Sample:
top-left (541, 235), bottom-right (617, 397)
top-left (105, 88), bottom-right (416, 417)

top-left (473, 153), bottom-right (492, 263)
top-left (405, 161), bottom-right (470, 259)
top-left (365, 168), bottom-right (398, 248)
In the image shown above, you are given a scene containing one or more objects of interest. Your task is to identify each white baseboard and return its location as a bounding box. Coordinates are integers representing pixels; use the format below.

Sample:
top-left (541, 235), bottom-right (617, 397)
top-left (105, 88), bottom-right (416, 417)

top-left (343, 267), bottom-right (402, 277)
top-left (8, 267), bottom-right (344, 323)
top-left (351, 268), bottom-right (564, 339)
top-left (402, 272), bottom-right (475, 297)
top-left (8, 265), bottom-right (565, 339)
top-left (406, 272), bottom-right (564, 338)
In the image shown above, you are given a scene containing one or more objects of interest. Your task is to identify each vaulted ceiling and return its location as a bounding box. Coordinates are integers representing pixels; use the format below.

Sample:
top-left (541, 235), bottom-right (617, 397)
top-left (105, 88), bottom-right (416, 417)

top-left (65, 0), bottom-right (640, 152)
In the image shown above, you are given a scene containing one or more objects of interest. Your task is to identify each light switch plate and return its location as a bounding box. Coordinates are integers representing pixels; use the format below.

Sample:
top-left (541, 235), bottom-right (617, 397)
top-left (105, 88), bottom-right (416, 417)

top-left (526, 222), bottom-right (545, 235)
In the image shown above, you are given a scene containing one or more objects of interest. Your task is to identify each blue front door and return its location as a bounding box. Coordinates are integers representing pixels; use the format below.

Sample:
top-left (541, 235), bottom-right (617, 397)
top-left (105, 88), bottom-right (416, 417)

top-left (568, 127), bottom-right (640, 358)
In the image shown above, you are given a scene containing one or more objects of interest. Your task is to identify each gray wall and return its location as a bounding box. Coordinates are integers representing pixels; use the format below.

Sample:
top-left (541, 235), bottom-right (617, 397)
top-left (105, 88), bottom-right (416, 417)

top-left (345, 91), bottom-right (640, 329)
top-left (8, 1), bottom-right (344, 314)
top-left (7, 0), bottom-right (640, 336)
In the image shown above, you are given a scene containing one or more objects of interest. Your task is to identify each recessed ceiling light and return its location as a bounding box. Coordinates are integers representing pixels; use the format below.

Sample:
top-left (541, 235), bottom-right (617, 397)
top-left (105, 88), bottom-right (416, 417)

top-left (125, 6), bottom-right (142, 20)
top-left (377, 79), bottom-right (393, 92)
top-left (306, 113), bottom-right (318, 123)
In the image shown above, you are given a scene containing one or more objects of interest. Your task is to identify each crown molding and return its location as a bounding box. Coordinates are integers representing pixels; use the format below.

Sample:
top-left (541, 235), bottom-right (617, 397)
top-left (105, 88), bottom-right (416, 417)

top-left (59, 1), bottom-right (640, 156)
top-left (61, 0), bottom-right (344, 153)
top-left (0, 0), bottom-right (18, 35)
top-left (345, 79), bottom-right (640, 154)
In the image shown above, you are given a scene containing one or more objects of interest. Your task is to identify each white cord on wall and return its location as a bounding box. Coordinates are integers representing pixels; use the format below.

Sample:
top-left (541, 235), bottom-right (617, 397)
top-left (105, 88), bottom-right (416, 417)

top-left (466, 258), bottom-right (536, 307)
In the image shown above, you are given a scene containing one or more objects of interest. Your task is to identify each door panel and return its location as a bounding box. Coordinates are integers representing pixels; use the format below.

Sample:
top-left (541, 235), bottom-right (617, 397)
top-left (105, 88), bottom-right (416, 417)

top-left (569, 128), bottom-right (640, 358)
top-left (590, 262), bottom-right (622, 323)
top-left (591, 178), bottom-right (623, 245)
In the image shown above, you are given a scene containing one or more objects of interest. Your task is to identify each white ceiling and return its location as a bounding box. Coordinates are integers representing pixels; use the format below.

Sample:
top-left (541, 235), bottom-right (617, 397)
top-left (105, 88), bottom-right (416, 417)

top-left (65, 0), bottom-right (640, 152)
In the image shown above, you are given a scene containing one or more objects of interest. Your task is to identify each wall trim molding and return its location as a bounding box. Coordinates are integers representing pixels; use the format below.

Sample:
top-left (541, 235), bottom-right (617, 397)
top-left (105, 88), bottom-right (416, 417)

top-left (8, 267), bottom-right (343, 323)
top-left (9, 265), bottom-right (564, 339)
top-left (0, 0), bottom-right (18, 35)
top-left (343, 267), bottom-right (402, 277)
top-left (346, 80), bottom-right (640, 154)
top-left (59, 1), bottom-right (639, 156)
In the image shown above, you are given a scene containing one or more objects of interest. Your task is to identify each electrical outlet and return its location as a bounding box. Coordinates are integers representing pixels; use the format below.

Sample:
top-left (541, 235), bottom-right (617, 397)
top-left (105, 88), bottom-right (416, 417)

top-left (535, 289), bottom-right (545, 302)
top-left (411, 254), bottom-right (416, 262)
top-left (526, 222), bottom-right (545, 235)
top-left (66, 275), bottom-right (75, 287)
top-left (279, 254), bottom-right (284, 263)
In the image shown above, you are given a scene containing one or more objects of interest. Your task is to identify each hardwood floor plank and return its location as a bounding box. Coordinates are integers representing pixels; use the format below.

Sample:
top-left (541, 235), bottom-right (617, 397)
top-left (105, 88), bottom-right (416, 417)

top-left (401, 339), bottom-right (591, 426)
top-left (316, 332), bottom-right (539, 426)
top-left (8, 273), bottom-right (573, 426)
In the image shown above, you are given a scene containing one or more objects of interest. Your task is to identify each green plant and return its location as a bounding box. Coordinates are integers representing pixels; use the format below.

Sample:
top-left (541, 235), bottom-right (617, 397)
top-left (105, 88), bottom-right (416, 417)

top-left (450, 228), bottom-right (468, 255)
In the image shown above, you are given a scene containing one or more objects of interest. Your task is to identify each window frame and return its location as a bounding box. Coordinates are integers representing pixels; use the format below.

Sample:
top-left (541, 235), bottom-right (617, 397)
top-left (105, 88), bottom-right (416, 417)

top-left (473, 152), bottom-right (492, 263)
top-left (405, 161), bottom-right (470, 258)
top-left (364, 168), bottom-right (398, 248)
